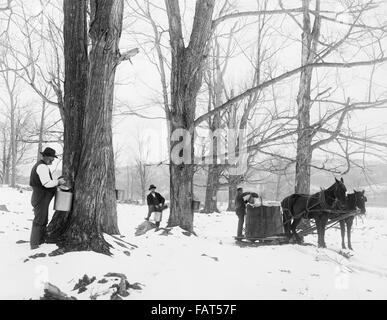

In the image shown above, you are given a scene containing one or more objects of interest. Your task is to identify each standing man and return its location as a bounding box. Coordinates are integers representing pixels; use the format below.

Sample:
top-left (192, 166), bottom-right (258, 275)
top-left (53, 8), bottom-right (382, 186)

top-left (145, 184), bottom-right (166, 229)
top-left (235, 187), bottom-right (255, 238)
top-left (29, 147), bottom-right (65, 249)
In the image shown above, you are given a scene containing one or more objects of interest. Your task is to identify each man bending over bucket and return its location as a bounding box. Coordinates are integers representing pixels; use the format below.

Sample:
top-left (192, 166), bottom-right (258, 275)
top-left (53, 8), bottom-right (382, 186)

top-left (145, 184), bottom-right (166, 229)
top-left (29, 147), bottom-right (66, 249)
top-left (235, 187), bottom-right (258, 238)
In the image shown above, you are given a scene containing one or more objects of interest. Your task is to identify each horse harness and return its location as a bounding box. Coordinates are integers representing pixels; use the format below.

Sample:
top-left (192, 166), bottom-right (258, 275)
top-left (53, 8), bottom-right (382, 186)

top-left (284, 188), bottom-right (339, 223)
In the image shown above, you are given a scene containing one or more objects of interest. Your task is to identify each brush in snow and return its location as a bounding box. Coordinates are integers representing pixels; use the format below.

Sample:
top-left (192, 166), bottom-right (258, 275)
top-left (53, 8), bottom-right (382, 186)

top-left (73, 275), bottom-right (97, 293)
top-left (201, 253), bottom-right (219, 262)
top-left (135, 220), bottom-right (156, 236)
top-left (41, 283), bottom-right (77, 300)
top-left (16, 240), bottom-right (29, 244)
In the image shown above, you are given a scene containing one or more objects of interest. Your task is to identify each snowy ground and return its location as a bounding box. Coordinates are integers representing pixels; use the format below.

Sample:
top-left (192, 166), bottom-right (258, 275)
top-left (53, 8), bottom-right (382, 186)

top-left (1, 185), bottom-right (387, 300)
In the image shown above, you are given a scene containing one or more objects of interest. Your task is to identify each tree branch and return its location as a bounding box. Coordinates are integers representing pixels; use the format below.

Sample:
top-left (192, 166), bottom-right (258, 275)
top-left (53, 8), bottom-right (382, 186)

top-left (194, 56), bottom-right (387, 126)
top-left (117, 47), bottom-right (140, 65)
top-left (212, 8), bottom-right (304, 29)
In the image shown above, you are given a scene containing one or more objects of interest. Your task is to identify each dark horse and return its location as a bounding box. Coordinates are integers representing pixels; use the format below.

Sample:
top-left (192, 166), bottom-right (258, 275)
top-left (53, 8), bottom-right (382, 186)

top-left (281, 178), bottom-right (347, 248)
top-left (332, 190), bottom-right (367, 250)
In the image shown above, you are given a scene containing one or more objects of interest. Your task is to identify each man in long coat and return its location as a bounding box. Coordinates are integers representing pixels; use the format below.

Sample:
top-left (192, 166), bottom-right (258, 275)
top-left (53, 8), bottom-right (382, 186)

top-left (145, 184), bottom-right (166, 228)
top-left (29, 147), bottom-right (65, 249)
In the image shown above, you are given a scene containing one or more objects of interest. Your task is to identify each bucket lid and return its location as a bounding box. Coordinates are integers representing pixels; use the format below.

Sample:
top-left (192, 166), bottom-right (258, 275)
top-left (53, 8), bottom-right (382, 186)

top-left (58, 185), bottom-right (71, 191)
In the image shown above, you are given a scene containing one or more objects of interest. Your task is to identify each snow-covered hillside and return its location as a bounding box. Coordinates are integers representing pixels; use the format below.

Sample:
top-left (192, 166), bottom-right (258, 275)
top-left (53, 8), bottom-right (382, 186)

top-left (1, 185), bottom-right (387, 300)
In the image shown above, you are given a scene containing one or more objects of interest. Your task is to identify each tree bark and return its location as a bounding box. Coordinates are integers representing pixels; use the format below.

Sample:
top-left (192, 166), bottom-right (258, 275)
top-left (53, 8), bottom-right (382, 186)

top-left (2, 69), bottom-right (17, 187)
top-left (10, 94), bottom-right (16, 187)
top-left (60, 0), bottom-right (123, 253)
top-left (166, 0), bottom-right (215, 231)
top-left (137, 161), bottom-right (147, 204)
top-left (202, 110), bottom-right (221, 214)
top-left (1, 129), bottom-right (8, 184)
top-left (295, 0), bottom-right (320, 194)
top-left (46, 0), bottom-right (89, 242)
top-left (202, 165), bottom-right (220, 213)
top-left (226, 175), bottom-right (240, 211)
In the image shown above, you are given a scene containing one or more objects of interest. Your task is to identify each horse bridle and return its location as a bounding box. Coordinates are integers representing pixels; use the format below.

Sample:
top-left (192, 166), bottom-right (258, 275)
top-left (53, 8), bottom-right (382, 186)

top-left (333, 182), bottom-right (347, 210)
top-left (316, 183), bottom-right (346, 211)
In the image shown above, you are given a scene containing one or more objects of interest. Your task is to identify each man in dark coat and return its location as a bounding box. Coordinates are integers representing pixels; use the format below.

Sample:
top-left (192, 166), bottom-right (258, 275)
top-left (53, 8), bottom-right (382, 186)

top-left (145, 184), bottom-right (166, 228)
top-left (235, 187), bottom-right (257, 238)
top-left (29, 147), bottom-right (65, 249)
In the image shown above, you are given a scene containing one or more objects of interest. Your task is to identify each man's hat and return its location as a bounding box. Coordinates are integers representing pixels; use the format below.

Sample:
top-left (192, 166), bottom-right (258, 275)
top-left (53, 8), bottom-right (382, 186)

top-left (40, 147), bottom-right (58, 158)
top-left (149, 184), bottom-right (156, 190)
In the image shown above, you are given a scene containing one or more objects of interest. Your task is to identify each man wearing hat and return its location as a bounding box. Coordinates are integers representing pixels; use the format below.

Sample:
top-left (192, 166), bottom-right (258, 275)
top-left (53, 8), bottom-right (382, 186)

top-left (29, 147), bottom-right (66, 249)
top-left (145, 184), bottom-right (166, 228)
top-left (235, 187), bottom-right (259, 238)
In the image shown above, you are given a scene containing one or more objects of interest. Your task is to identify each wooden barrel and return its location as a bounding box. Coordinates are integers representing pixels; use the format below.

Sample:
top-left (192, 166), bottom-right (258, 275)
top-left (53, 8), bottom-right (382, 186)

top-left (245, 205), bottom-right (284, 238)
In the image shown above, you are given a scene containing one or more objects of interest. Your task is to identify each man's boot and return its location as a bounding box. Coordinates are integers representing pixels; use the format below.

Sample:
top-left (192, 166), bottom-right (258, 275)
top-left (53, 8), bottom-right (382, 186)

top-left (39, 226), bottom-right (47, 245)
top-left (30, 224), bottom-right (42, 249)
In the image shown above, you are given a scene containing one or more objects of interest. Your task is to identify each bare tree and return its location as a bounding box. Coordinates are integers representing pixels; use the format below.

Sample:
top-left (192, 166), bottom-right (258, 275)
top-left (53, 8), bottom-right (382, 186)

top-left (192, 1), bottom-right (387, 198)
top-left (200, 23), bottom-right (236, 214)
top-left (47, 0), bottom-right (139, 254)
top-left (4, 1), bottom-right (65, 120)
top-left (163, 0), bottom-right (216, 231)
top-left (0, 53), bottom-right (20, 187)
top-left (132, 130), bottom-right (152, 204)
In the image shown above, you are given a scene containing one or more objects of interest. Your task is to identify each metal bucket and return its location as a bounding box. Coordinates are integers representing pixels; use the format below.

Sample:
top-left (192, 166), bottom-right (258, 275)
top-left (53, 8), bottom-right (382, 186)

top-left (192, 200), bottom-right (200, 211)
top-left (54, 187), bottom-right (73, 212)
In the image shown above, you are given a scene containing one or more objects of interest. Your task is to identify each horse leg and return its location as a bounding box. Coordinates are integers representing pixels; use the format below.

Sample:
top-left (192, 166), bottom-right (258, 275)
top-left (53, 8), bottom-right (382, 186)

top-left (339, 220), bottom-right (346, 249)
top-left (347, 217), bottom-right (354, 250)
top-left (282, 208), bottom-right (292, 239)
top-left (320, 214), bottom-right (328, 248)
top-left (315, 216), bottom-right (323, 248)
top-left (291, 217), bottom-right (303, 244)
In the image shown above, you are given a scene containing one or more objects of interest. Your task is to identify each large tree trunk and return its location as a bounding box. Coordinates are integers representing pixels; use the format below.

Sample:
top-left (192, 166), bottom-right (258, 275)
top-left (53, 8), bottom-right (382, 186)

top-left (138, 162), bottom-right (147, 204)
top-left (202, 164), bottom-right (220, 213)
top-left (3, 73), bottom-right (17, 188)
top-left (10, 103), bottom-right (16, 187)
top-left (226, 175), bottom-right (240, 211)
top-left (46, 0), bottom-right (89, 242)
top-left (165, 0), bottom-right (215, 231)
top-left (202, 50), bottom-right (222, 214)
top-left (274, 172), bottom-right (282, 201)
top-left (294, 0), bottom-right (320, 194)
top-left (60, 0), bottom-right (122, 253)
top-left (202, 113), bottom-right (221, 214)
top-left (169, 162), bottom-right (195, 231)
top-left (2, 129), bottom-right (9, 184)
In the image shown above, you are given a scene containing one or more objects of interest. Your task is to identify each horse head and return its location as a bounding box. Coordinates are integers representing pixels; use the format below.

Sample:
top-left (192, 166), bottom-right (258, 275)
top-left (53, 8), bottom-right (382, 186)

top-left (333, 177), bottom-right (347, 208)
top-left (353, 189), bottom-right (367, 214)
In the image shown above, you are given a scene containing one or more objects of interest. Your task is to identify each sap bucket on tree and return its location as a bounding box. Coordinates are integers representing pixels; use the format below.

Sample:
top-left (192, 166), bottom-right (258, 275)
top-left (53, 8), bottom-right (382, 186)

top-left (54, 185), bottom-right (73, 212)
top-left (192, 200), bottom-right (200, 212)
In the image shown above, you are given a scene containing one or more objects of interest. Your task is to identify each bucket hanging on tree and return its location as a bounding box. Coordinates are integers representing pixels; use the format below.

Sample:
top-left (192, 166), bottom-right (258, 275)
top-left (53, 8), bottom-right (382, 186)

top-left (54, 185), bottom-right (73, 212)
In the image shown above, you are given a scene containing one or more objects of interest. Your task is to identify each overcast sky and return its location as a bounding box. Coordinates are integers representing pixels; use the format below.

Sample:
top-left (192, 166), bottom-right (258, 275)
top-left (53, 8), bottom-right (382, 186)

top-left (1, 0), bottom-right (387, 174)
